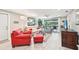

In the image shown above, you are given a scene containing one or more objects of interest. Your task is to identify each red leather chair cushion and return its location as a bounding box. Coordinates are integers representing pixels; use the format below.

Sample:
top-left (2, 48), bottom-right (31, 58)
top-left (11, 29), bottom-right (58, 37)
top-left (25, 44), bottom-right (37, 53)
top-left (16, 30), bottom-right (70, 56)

top-left (15, 34), bottom-right (31, 39)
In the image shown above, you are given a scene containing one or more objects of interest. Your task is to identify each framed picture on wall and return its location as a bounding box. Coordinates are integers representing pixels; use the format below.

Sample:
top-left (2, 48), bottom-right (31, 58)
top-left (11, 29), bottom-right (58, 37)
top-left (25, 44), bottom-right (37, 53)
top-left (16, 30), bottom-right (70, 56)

top-left (13, 20), bottom-right (19, 24)
top-left (27, 17), bottom-right (36, 26)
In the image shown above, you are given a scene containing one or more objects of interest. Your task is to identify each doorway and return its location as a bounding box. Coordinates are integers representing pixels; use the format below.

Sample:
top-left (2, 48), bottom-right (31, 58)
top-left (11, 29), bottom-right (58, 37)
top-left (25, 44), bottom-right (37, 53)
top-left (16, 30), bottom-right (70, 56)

top-left (0, 13), bottom-right (8, 41)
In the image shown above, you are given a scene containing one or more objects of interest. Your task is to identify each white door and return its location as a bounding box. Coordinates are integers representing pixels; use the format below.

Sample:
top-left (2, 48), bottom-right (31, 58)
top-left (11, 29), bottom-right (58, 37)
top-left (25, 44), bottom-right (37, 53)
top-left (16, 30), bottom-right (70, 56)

top-left (0, 13), bottom-right (8, 41)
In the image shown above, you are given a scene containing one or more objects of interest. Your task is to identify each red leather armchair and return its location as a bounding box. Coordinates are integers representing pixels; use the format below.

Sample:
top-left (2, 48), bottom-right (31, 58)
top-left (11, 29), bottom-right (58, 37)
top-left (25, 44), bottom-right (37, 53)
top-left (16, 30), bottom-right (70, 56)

top-left (11, 30), bottom-right (32, 48)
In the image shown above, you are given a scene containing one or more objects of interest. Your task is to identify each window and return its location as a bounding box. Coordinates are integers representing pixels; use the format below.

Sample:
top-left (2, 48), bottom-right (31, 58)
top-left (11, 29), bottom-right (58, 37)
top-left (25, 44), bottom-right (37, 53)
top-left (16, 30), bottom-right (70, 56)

top-left (44, 18), bottom-right (58, 32)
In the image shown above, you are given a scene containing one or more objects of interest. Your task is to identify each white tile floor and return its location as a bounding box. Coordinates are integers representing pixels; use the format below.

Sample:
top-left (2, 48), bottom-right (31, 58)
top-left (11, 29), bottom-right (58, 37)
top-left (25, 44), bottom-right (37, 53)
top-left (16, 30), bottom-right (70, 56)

top-left (0, 32), bottom-right (73, 50)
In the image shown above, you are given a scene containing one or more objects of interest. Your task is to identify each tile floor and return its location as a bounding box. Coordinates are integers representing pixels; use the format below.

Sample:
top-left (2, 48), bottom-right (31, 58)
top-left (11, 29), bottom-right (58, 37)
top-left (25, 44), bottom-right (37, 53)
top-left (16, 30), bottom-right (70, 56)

top-left (0, 32), bottom-right (73, 50)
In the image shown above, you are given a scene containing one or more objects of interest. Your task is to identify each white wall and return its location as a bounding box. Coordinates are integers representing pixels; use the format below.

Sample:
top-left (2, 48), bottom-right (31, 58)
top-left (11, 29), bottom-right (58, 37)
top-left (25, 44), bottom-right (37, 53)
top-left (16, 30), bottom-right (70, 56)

top-left (67, 11), bottom-right (76, 30)
top-left (74, 15), bottom-right (79, 33)
top-left (10, 14), bottom-right (25, 32)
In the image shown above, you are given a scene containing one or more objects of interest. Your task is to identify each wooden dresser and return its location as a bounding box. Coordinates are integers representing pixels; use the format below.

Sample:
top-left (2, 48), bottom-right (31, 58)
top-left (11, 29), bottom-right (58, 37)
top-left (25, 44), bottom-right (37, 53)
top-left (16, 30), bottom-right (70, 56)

top-left (61, 31), bottom-right (78, 50)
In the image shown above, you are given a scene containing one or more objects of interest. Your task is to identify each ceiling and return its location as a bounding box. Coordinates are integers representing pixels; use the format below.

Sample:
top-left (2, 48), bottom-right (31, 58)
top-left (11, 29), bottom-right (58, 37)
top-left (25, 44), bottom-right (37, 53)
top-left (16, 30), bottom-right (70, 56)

top-left (4, 9), bottom-right (73, 18)
top-left (27, 9), bottom-right (73, 17)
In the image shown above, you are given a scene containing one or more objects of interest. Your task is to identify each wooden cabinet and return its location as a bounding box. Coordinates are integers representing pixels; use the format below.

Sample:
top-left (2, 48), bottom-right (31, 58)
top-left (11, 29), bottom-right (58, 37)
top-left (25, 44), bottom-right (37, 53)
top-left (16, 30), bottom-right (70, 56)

top-left (61, 31), bottom-right (78, 50)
